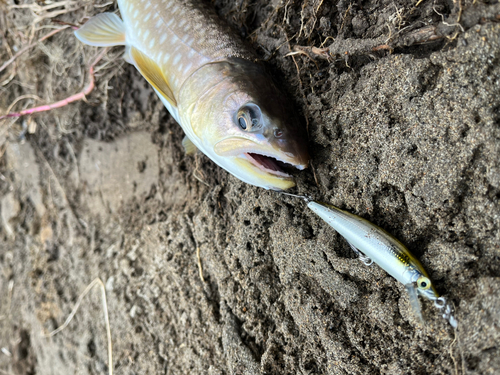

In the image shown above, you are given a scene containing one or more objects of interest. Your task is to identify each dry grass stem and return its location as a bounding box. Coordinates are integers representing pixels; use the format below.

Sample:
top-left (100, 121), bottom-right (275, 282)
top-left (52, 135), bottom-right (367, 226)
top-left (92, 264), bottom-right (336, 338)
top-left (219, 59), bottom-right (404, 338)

top-left (0, 26), bottom-right (72, 75)
top-left (5, 94), bottom-right (43, 114)
top-left (43, 278), bottom-right (113, 375)
top-left (197, 247), bottom-right (205, 283)
top-left (33, 143), bottom-right (81, 229)
top-left (310, 160), bottom-right (319, 187)
top-left (193, 153), bottom-right (210, 187)
top-left (10, 1), bottom-right (82, 27)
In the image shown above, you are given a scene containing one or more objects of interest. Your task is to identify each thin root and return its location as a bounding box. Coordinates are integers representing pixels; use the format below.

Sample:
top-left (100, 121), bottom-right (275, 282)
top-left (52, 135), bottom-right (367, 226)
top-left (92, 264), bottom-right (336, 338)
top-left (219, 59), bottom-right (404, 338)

top-left (433, 2), bottom-right (465, 32)
top-left (310, 160), bottom-right (319, 187)
top-left (297, 0), bottom-right (308, 39)
top-left (0, 49), bottom-right (108, 121)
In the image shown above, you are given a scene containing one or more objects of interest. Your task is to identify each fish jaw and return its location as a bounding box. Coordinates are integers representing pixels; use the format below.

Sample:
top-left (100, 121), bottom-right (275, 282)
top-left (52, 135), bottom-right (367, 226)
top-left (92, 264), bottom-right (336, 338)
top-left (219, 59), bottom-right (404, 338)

top-left (216, 135), bottom-right (306, 173)
top-left (222, 155), bottom-right (297, 190)
top-left (212, 136), bottom-right (308, 189)
top-left (176, 127), bottom-right (301, 190)
top-left (206, 127), bottom-right (308, 190)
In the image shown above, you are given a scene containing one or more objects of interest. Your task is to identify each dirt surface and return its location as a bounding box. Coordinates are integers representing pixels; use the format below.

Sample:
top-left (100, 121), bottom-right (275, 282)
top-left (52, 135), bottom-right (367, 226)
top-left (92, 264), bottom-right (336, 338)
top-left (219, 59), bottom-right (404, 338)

top-left (1, 0), bottom-right (499, 374)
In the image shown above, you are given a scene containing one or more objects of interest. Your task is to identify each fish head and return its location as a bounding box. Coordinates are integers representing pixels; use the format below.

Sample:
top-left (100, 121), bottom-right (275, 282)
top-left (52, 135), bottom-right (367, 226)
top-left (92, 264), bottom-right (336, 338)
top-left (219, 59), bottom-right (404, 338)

top-left (179, 59), bottom-right (309, 190)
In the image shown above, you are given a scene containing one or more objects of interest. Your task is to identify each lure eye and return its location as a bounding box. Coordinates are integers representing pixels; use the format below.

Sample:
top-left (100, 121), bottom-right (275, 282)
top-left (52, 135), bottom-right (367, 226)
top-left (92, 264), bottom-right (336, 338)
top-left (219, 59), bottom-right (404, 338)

top-left (417, 276), bottom-right (431, 290)
top-left (236, 103), bottom-right (262, 131)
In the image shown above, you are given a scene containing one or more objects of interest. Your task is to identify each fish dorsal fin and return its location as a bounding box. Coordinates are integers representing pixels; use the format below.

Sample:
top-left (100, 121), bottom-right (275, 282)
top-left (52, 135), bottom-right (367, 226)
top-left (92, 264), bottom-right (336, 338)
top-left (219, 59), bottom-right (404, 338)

top-left (130, 47), bottom-right (177, 107)
top-left (75, 13), bottom-right (126, 47)
top-left (182, 136), bottom-right (198, 155)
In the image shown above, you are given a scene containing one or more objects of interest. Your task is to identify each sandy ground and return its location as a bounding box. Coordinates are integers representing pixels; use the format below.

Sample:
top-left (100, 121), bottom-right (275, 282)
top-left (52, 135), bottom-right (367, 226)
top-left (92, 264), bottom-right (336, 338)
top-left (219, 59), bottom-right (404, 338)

top-left (1, 0), bottom-right (499, 374)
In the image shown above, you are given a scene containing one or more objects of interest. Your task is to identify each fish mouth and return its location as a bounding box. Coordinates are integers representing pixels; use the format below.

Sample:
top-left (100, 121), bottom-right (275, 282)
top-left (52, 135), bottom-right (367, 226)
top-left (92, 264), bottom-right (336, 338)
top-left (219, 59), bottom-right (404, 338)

top-left (213, 137), bottom-right (307, 189)
top-left (214, 138), bottom-right (307, 175)
top-left (244, 152), bottom-right (300, 178)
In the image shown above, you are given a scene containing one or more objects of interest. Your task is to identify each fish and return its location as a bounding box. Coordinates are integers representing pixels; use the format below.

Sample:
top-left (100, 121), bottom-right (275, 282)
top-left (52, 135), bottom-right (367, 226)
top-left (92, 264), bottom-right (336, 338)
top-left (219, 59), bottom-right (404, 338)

top-left (283, 193), bottom-right (457, 327)
top-left (74, 0), bottom-right (309, 190)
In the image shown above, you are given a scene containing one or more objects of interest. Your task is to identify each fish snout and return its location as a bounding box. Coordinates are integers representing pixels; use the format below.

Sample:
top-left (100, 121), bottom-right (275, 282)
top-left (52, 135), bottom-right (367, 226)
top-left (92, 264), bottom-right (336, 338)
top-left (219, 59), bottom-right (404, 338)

top-left (270, 126), bottom-right (309, 169)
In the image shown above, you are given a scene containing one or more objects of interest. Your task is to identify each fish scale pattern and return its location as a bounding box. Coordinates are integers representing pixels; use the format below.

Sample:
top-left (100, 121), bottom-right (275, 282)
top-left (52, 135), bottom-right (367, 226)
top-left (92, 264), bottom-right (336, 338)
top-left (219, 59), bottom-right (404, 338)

top-left (118, 0), bottom-right (254, 93)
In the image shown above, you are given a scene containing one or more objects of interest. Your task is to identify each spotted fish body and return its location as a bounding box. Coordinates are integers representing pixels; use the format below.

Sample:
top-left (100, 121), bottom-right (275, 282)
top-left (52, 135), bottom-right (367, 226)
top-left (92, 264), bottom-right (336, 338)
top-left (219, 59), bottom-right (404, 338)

top-left (121, 0), bottom-right (251, 94)
top-left (75, 0), bottom-right (309, 190)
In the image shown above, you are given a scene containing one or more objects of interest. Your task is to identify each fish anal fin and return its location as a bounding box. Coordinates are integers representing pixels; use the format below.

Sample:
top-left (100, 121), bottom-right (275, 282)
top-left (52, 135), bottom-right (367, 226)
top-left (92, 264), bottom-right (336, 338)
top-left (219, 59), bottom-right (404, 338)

top-left (75, 13), bottom-right (126, 47)
top-left (182, 136), bottom-right (198, 155)
top-left (130, 47), bottom-right (177, 107)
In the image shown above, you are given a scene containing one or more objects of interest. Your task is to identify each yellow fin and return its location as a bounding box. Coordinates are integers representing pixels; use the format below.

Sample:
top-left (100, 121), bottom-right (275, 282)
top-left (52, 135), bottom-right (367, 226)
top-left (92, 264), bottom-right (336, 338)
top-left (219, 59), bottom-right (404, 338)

top-left (74, 13), bottom-right (125, 47)
top-left (130, 47), bottom-right (177, 107)
top-left (182, 136), bottom-right (198, 155)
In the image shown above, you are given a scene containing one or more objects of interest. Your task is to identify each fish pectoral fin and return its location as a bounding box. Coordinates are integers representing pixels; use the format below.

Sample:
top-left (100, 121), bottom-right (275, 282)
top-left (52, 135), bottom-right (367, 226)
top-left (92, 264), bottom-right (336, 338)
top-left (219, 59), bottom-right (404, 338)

top-left (74, 13), bottom-right (126, 47)
top-left (130, 47), bottom-right (177, 107)
top-left (123, 47), bottom-right (133, 64)
top-left (182, 136), bottom-right (198, 155)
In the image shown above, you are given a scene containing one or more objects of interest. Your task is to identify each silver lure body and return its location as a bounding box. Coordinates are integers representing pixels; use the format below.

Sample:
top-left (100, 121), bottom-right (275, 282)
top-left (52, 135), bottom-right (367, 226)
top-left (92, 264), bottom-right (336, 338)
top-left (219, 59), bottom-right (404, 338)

top-left (307, 201), bottom-right (438, 301)
top-left (306, 199), bottom-right (457, 327)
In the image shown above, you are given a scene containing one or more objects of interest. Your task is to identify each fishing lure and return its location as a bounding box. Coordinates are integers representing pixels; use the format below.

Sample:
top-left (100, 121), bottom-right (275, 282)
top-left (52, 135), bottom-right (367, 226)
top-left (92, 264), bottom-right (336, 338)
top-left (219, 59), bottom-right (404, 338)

top-left (284, 193), bottom-right (457, 327)
top-left (74, 0), bottom-right (309, 190)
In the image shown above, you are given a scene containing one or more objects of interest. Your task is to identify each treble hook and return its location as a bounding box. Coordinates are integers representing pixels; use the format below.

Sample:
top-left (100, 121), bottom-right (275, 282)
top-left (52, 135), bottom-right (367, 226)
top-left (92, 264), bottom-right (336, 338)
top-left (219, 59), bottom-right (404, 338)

top-left (434, 297), bottom-right (458, 328)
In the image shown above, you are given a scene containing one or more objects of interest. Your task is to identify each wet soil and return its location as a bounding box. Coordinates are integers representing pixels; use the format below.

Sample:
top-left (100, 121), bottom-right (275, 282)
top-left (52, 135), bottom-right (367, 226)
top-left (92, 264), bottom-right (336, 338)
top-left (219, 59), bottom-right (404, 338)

top-left (1, 0), bottom-right (499, 374)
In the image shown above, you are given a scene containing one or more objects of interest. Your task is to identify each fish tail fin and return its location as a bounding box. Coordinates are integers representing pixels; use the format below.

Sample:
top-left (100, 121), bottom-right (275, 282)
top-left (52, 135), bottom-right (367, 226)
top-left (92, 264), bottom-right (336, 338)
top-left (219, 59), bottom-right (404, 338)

top-left (75, 13), bottom-right (126, 47)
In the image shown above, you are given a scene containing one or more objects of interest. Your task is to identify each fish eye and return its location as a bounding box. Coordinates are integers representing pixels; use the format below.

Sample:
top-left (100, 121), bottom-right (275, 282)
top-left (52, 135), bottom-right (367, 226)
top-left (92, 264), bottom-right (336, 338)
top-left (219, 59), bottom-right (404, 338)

top-left (417, 276), bottom-right (431, 290)
top-left (236, 104), bottom-right (262, 131)
top-left (238, 116), bottom-right (248, 130)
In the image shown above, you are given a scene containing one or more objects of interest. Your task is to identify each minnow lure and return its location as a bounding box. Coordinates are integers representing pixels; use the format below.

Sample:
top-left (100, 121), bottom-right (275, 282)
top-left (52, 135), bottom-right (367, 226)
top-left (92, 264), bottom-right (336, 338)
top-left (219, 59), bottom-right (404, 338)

top-left (284, 193), bottom-right (457, 327)
top-left (74, 0), bottom-right (309, 190)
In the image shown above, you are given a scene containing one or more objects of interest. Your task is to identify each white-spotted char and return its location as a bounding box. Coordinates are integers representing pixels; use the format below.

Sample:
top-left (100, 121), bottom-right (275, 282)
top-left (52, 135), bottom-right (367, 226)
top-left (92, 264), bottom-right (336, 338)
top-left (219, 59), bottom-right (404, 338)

top-left (74, 0), bottom-right (309, 190)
